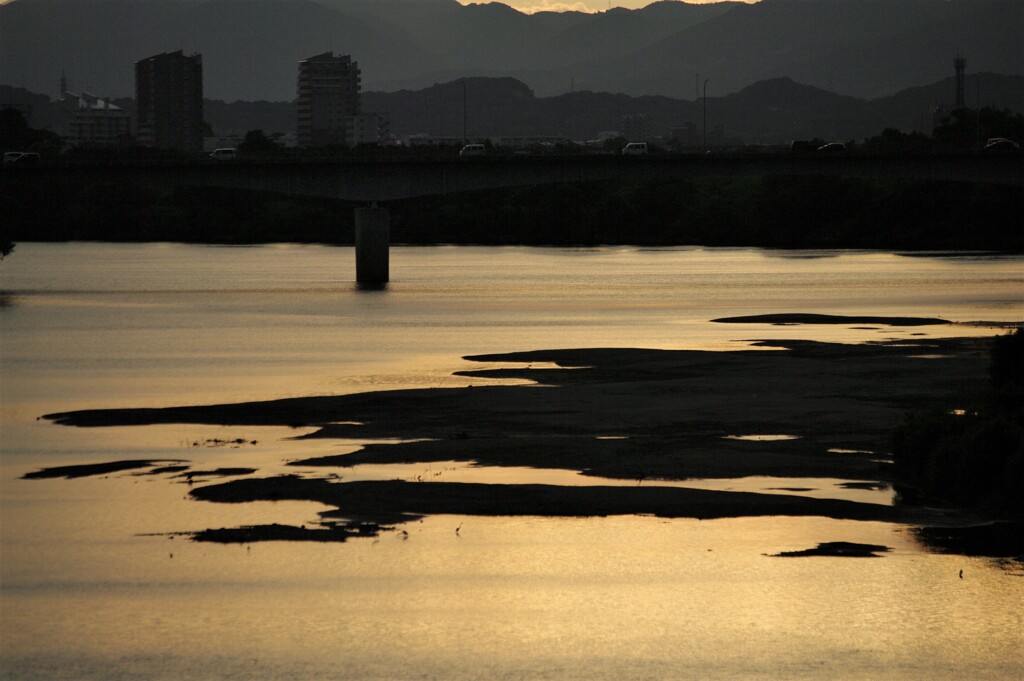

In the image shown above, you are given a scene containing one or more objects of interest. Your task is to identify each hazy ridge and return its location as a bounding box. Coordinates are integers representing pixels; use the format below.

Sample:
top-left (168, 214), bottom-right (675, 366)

top-left (7, 72), bottom-right (1022, 143)
top-left (1, 0), bottom-right (1019, 102)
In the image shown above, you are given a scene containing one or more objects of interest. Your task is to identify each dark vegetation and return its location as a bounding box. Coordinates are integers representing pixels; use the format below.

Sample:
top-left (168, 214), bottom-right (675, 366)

top-left (864, 107), bottom-right (1024, 154)
top-left (396, 176), bottom-right (1022, 250)
top-left (3, 173), bottom-right (1022, 251)
top-left (893, 329), bottom-right (1024, 516)
top-left (3, 104), bottom-right (1021, 251)
top-left (1, 106), bottom-right (61, 154)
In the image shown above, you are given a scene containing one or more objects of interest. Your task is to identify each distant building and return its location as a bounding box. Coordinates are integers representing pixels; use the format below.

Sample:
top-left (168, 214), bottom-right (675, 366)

top-left (296, 52), bottom-right (361, 147)
top-left (670, 122), bottom-right (698, 147)
top-left (621, 114), bottom-right (648, 143)
top-left (57, 92), bottom-right (131, 147)
top-left (347, 112), bottom-right (387, 146)
top-left (134, 50), bottom-right (204, 153)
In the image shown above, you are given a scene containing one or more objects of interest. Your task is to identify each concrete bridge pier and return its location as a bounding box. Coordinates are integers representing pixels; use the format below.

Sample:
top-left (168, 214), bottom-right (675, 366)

top-left (354, 204), bottom-right (389, 284)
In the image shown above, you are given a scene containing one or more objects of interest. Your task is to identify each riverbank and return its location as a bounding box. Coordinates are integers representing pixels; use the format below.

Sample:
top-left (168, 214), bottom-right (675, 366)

top-left (38, 319), bottom-right (1010, 543)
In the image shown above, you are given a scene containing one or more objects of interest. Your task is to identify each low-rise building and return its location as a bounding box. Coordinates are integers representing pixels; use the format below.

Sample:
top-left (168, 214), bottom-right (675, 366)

top-left (621, 114), bottom-right (648, 143)
top-left (347, 112), bottom-right (387, 146)
top-left (57, 92), bottom-right (131, 147)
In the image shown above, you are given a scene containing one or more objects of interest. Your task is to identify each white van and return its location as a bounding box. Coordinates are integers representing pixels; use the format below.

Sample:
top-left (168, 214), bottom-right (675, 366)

top-left (209, 148), bottom-right (237, 161)
top-left (459, 143), bottom-right (486, 157)
top-left (621, 142), bottom-right (648, 156)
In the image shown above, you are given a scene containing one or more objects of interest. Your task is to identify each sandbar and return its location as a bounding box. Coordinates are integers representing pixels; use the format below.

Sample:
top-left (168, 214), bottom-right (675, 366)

top-left (38, 336), bottom-right (1000, 544)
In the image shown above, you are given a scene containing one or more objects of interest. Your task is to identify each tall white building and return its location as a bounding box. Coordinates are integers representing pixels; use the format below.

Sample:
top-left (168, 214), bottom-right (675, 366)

top-left (296, 52), bottom-right (361, 147)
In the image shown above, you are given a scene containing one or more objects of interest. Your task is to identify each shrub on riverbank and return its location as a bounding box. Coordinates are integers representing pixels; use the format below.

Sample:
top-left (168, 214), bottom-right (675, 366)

top-left (892, 329), bottom-right (1024, 517)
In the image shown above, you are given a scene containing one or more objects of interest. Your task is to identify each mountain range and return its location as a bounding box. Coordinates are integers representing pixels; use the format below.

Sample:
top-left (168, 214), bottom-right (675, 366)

top-left (5, 72), bottom-right (1022, 144)
top-left (370, 72), bottom-right (1023, 143)
top-left (1, 0), bottom-right (1021, 102)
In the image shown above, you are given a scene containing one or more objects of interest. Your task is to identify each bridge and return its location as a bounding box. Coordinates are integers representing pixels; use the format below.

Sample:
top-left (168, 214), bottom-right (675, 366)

top-left (33, 153), bottom-right (1022, 202)
top-left (10, 153), bottom-right (1022, 282)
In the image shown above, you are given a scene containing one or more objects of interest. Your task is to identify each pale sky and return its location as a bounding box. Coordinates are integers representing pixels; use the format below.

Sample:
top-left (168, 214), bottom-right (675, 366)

top-left (0, 0), bottom-right (749, 11)
top-left (0, 0), bottom-right (750, 11)
top-left (458, 0), bottom-right (752, 14)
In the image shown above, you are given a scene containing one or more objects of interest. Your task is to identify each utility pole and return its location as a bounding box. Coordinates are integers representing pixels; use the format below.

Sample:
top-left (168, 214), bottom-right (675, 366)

top-left (976, 73), bottom-right (982, 150)
top-left (703, 78), bottom-right (709, 151)
top-left (570, 77), bottom-right (575, 148)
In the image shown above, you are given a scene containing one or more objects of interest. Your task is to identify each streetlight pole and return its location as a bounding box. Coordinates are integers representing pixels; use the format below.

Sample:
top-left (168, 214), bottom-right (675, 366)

top-left (703, 78), bottom-right (709, 151)
top-left (462, 80), bottom-right (467, 145)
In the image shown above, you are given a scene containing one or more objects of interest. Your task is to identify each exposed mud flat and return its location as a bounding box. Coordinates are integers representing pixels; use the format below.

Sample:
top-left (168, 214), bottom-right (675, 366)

top-left (37, 334), bottom-right (999, 545)
top-left (711, 313), bottom-right (951, 326)
top-left (772, 541), bottom-right (892, 558)
top-left (22, 459), bottom-right (186, 479)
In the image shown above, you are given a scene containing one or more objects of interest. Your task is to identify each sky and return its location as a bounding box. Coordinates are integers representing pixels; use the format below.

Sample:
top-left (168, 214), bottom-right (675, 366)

top-left (0, 0), bottom-right (748, 10)
top-left (459, 0), bottom-right (748, 13)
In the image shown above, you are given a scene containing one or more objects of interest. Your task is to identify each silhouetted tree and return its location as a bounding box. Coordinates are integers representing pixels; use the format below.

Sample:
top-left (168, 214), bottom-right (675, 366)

top-left (0, 107), bottom-right (61, 153)
top-left (602, 136), bottom-right (629, 153)
top-left (238, 129), bottom-right (279, 155)
top-left (893, 328), bottom-right (1024, 516)
top-left (1, 108), bottom-right (32, 149)
top-left (862, 128), bottom-right (933, 154)
top-left (932, 107), bottom-right (1024, 151)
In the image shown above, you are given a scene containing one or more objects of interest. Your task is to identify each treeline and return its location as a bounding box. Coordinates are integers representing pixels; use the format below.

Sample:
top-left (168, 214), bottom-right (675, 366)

top-left (3, 174), bottom-right (1022, 251)
top-left (393, 175), bottom-right (1023, 250)
top-left (893, 329), bottom-right (1024, 517)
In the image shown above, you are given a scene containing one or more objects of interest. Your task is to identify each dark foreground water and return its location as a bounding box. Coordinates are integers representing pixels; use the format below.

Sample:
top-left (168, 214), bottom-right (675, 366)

top-left (1, 244), bottom-right (1022, 680)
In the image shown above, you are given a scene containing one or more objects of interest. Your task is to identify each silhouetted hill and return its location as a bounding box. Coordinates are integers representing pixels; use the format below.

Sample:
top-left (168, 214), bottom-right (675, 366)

top-left (564, 0), bottom-right (1024, 99)
top-left (364, 73), bottom-right (1024, 143)
top-left (2, 0), bottom-right (1020, 102)
top-left (7, 73), bottom-right (1021, 143)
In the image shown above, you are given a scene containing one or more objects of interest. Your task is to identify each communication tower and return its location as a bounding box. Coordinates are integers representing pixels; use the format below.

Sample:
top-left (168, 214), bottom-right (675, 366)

top-left (954, 54), bottom-right (966, 108)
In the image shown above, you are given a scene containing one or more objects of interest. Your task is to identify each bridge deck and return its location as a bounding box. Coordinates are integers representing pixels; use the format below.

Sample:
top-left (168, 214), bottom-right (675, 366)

top-left (6, 154), bottom-right (1021, 201)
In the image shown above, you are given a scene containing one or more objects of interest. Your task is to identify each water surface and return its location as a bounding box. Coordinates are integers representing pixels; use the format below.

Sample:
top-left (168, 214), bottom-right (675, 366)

top-left (2, 244), bottom-right (1022, 679)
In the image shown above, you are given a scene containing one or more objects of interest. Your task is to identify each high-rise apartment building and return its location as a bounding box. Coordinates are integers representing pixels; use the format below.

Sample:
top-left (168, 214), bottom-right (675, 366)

top-left (135, 50), bottom-right (204, 153)
top-left (297, 52), bottom-right (361, 147)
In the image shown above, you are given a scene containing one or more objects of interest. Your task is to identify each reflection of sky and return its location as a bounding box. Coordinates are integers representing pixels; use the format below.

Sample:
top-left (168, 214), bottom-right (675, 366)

top-left (3, 243), bottom-right (1023, 679)
top-left (3, 243), bottom-right (1020, 454)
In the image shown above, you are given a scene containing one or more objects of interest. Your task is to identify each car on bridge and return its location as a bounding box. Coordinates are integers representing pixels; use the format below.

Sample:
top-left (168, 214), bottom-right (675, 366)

top-left (816, 142), bottom-right (847, 154)
top-left (3, 152), bottom-right (40, 167)
top-left (459, 144), bottom-right (486, 157)
top-left (621, 142), bottom-right (648, 156)
top-left (209, 148), bottom-right (237, 161)
top-left (983, 138), bottom-right (1021, 154)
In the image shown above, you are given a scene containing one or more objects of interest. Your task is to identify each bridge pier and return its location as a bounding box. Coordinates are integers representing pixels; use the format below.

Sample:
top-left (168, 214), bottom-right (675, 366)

top-left (354, 204), bottom-right (389, 284)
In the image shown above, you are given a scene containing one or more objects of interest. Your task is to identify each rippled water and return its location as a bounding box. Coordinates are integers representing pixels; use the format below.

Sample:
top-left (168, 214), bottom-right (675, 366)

top-left (2, 244), bottom-right (1022, 680)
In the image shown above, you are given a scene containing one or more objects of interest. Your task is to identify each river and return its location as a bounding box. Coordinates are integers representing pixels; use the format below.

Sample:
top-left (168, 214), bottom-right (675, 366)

top-left (1, 243), bottom-right (1022, 679)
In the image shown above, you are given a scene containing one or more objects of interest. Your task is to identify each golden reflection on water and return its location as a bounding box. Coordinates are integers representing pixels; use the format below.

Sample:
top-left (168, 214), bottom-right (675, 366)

top-left (2, 245), bottom-right (1024, 679)
top-left (3, 510), bottom-right (1022, 680)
